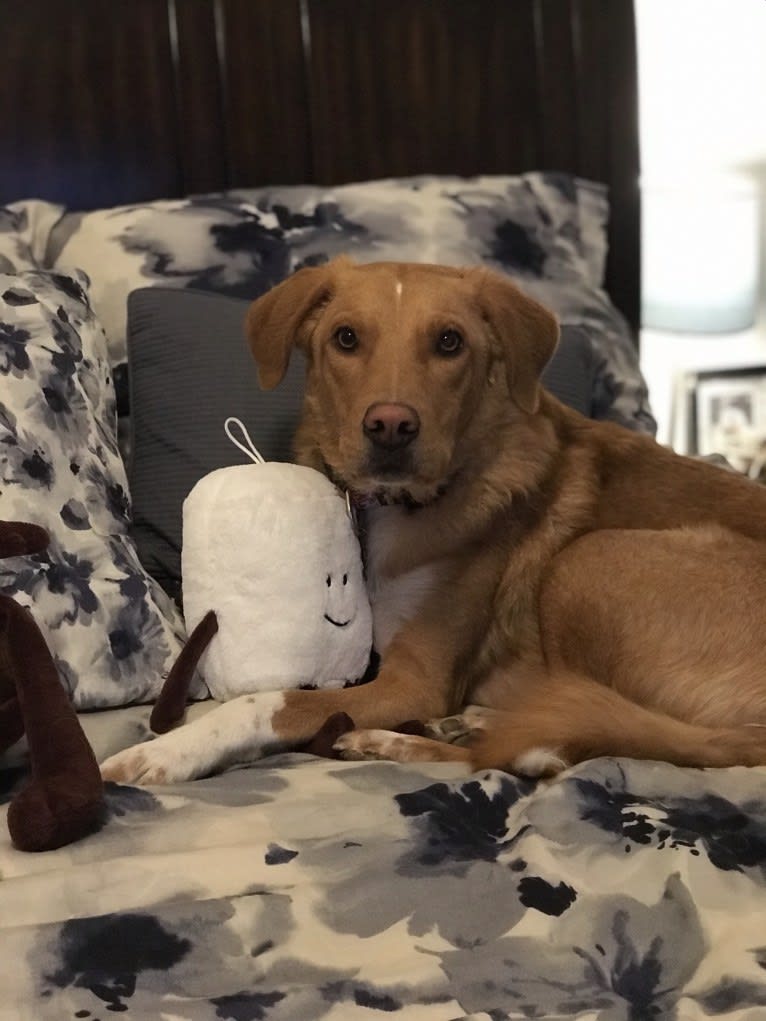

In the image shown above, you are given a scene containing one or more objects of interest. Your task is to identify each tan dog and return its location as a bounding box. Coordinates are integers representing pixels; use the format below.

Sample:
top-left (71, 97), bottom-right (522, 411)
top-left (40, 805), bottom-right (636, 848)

top-left (101, 258), bottom-right (766, 785)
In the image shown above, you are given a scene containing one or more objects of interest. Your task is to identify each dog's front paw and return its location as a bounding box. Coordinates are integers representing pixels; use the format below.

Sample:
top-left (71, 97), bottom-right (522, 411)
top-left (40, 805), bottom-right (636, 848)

top-left (100, 738), bottom-right (190, 786)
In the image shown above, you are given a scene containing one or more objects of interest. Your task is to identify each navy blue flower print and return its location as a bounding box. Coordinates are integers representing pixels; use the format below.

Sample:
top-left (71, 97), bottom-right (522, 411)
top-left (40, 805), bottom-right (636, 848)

top-left (0, 270), bottom-right (185, 707)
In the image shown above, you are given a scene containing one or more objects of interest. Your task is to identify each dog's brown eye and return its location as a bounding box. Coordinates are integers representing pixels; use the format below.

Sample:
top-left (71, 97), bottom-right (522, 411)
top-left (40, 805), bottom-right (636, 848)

top-left (334, 326), bottom-right (358, 351)
top-left (436, 329), bottom-right (463, 356)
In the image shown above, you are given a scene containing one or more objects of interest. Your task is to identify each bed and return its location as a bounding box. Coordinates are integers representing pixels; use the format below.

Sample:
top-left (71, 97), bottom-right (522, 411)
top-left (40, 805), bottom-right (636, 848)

top-left (2, 3), bottom-right (766, 1019)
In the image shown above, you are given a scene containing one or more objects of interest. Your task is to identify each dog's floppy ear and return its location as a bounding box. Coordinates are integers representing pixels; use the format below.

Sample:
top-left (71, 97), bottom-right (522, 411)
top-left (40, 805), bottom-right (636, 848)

top-left (474, 269), bottom-right (559, 414)
top-left (246, 261), bottom-right (343, 389)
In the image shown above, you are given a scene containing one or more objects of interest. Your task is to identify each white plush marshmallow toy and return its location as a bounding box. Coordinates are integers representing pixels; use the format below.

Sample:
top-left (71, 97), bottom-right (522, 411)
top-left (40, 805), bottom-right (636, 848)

top-left (149, 419), bottom-right (373, 734)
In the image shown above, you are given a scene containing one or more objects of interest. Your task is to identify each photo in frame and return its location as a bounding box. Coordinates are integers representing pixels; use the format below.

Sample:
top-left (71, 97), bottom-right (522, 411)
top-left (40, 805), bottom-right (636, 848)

top-left (693, 368), bottom-right (766, 478)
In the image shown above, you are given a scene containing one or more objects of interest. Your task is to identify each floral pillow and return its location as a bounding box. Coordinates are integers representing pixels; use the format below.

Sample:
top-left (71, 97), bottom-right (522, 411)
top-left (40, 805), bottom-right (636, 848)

top-left (0, 270), bottom-right (186, 709)
top-left (43, 173), bottom-right (654, 434)
top-left (44, 174), bottom-right (596, 360)
top-left (0, 201), bottom-right (63, 273)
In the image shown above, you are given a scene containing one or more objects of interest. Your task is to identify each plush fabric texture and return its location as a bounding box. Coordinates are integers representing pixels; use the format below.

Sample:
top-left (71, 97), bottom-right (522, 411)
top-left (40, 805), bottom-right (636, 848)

top-left (44, 173), bottom-right (653, 433)
top-left (150, 610), bottom-right (219, 733)
top-left (0, 201), bottom-right (63, 273)
top-left (182, 462), bottom-right (372, 700)
top-left (1, 583), bottom-right (105, 852)
top-left (0, 519), bottom-right (104, 853)
top-left (126, 287), bottom-right (597, 599)
top-left (3, 706), bottom-right (766, 1019)
top-left (0, 271), bottom-right (186, 708)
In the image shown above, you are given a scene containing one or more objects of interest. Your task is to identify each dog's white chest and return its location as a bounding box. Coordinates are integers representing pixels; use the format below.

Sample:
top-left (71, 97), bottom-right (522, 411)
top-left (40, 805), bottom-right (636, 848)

top-left (365, 505), bottom-right (440, 654)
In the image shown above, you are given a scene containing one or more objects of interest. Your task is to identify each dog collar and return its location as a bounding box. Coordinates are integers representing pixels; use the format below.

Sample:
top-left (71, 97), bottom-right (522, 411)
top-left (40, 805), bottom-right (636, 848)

top-left (345, 482), bottom-right (447, 517)
top-left (325, 462), bottom-right (444, 524)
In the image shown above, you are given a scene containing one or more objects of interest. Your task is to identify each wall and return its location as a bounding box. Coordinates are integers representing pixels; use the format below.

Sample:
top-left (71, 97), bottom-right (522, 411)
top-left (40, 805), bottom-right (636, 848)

top-left (638, 0), bottom-right (766, 179)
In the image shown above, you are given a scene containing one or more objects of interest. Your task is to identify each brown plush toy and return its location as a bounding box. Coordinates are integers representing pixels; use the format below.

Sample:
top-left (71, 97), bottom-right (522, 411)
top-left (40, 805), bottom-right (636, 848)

top-left (0, 521), bottom-right (105, 851)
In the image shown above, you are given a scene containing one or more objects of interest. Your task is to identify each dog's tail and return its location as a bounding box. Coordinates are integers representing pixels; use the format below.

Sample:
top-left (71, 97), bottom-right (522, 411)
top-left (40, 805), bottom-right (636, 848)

top-left (469, 671), bottom-right (766, 775)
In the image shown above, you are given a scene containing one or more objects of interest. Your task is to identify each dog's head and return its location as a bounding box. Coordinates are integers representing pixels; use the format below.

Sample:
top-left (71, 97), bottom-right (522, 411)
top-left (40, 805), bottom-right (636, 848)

top-left (246, 257), bottom-right (558, 504)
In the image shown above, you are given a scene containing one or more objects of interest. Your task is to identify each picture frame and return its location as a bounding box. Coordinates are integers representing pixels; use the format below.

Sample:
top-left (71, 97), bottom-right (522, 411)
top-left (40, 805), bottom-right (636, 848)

top-left (693, 367), bottom-right (766, 478)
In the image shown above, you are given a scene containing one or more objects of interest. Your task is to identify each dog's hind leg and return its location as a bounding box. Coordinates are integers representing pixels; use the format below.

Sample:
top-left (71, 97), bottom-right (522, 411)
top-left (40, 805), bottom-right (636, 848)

top-left (333, 706), bottom-right (505, 767)
top-left (467, 670), bottom-right (766, 775)
top-left (423, 705), bottom-right (505, 744)
top-left (333, 728), bottom-right (472, 765)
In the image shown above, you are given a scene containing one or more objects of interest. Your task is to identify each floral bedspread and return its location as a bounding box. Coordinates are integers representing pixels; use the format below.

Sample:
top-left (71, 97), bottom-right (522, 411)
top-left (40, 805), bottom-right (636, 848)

top-left (2, 705), bottom-right (766, 1020)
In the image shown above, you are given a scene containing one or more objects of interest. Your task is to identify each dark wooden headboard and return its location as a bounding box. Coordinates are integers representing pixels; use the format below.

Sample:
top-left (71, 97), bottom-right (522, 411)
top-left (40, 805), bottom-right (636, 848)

top-left (0, 0), bottom-right (640, 332)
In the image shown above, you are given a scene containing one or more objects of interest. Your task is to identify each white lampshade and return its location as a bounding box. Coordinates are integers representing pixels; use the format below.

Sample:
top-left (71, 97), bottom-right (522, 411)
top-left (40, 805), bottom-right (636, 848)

top-left (642, 175), bottom-right (760, 333)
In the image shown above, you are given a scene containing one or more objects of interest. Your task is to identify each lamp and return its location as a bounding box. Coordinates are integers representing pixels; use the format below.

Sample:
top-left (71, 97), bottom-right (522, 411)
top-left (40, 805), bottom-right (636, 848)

top-left (642, 174), bottom-right (760, 333)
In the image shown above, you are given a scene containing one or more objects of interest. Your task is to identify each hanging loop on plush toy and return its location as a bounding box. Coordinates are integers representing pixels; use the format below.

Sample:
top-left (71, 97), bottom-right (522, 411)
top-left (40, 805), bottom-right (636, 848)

top-left (224, 415), bottom-right (360, 534)
top-left (224, 417), bottom-right (265, 465)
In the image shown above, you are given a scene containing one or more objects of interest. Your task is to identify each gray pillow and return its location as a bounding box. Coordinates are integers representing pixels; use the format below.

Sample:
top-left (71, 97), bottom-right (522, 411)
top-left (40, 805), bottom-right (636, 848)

top-left (541, 324), bottom-right (596, 418)
top-left (127, 287), bottom-right (596, 600)
top-left (127, 288), bottom-right (307, 602)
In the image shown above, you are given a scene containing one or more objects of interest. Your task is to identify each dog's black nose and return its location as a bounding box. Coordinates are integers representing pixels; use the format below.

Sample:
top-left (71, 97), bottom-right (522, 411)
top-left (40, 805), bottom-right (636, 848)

top-left (363, 402), bottom-right (420, 450)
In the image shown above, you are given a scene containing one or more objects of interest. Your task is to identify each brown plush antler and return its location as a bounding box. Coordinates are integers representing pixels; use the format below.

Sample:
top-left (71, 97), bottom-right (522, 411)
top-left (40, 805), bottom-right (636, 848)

top-left (150, 610), bottom-right (219, 733)
top-left (0, 521), bottom-right (105, 852)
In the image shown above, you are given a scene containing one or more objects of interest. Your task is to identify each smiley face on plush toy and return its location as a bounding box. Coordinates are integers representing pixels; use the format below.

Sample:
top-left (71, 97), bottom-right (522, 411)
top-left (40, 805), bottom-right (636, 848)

top-left (324, 570), bottom-right (356, 628)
